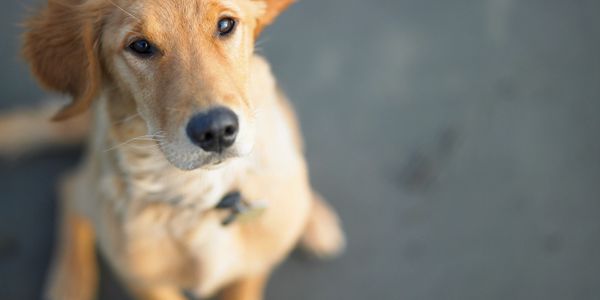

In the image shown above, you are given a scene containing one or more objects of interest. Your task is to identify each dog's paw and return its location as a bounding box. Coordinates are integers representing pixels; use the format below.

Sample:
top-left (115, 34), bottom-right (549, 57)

top-left (300, 195), bottom-right (346, 260)
top-left (44, 257), bottom-right (97, 300)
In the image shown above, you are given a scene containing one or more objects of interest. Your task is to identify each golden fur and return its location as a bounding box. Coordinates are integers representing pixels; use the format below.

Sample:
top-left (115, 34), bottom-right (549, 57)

top-left (0, 0), bottom-right (346, 299)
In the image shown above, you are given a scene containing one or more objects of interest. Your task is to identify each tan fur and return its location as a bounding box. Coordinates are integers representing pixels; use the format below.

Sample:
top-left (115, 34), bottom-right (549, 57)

top-left (14, 0), bottom-right (345, 299)
top-left (45, 173), bottom-right (98, 300)
top-left (0, 102), bottom-right (90, 157)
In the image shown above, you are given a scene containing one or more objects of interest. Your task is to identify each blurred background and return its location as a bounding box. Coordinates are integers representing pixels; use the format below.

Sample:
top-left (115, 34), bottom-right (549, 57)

top-left (1, 0), bottom-right (600, 299)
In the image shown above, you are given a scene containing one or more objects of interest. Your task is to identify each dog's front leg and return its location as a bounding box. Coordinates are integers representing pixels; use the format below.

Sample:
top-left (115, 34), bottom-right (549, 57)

top-left (126, 285), bottom-right (187, 300)
top-left (219, 272), bottom-right (269, 300)
top-left (300, 192), bottom-right (346, 259)
top-left (45, 176), bottom-right (98, 300)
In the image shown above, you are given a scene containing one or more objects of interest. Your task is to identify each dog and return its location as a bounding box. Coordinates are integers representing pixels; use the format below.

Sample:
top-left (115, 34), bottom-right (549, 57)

top-left (0, 0), bottom-right (345, 299)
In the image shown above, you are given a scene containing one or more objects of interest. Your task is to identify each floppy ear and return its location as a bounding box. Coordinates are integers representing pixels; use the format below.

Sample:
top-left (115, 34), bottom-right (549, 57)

top-left (254, 0), bottom-right (295, 36)
top-left (22, 0), bottom-right (104, 121)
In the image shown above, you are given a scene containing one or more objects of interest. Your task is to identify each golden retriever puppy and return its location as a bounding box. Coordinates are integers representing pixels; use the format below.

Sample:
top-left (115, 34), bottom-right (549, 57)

top-left (7, 0), bottom-right (346, 299)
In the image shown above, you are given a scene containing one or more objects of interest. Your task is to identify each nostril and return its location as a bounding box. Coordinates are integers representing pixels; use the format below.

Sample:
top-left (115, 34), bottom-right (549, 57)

top-left (224, 125), bottom-right (236, 137)
top-left (201, 132), bottom-right (214, 142)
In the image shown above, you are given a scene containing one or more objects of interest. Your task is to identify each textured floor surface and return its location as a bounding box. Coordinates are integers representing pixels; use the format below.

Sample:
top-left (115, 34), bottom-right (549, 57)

top-left (1, 0), bottom-right (599, 299)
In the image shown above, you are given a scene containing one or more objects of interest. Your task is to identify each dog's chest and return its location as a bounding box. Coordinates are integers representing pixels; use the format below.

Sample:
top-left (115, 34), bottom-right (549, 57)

top-left (95, 159), bottom-right (251, 288)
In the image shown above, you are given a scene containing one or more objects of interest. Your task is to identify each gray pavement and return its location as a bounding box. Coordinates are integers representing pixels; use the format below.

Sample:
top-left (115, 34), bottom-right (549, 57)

top-left (1, 0), bottom-right (600, 299)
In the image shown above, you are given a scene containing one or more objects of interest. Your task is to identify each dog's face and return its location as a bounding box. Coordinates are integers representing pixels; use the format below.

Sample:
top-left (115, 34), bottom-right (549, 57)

top-left (104, 0), bottom-right (266, 170)
top-left (23, 0), bottom-right (293, 170)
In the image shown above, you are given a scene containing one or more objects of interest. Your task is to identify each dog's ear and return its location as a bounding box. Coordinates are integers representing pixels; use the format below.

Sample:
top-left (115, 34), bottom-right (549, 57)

top-left (254, 0), bottom-right (295, 36)
top-left (22, 0), bottom-right (104, 121)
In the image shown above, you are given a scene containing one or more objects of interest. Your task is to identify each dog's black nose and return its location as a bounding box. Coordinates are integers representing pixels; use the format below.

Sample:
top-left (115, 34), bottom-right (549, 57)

top-left (186, 107), bottom-right (239, 153)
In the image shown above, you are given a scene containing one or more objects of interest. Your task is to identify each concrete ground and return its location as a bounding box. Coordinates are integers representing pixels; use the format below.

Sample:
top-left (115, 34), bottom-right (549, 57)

top-left (1, 0), bottom-right (600, 299)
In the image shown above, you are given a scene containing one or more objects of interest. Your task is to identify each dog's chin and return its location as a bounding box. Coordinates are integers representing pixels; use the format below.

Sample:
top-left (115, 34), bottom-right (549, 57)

top-left (162, 150), bottom-right (238, 171)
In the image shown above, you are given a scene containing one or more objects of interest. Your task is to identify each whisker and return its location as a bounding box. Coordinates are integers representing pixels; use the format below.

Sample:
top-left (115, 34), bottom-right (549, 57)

top-left (104, 134), bottom-right (161, 152)
top-left (125, 30), bottom-right (145, 37)
top-left (164, 107), bottom-right (190, 113)
top-left (106, 0), bottom-right (140, 21)
top-left (255, 37), bottom-right (269, 49)
top-left (251, 107), bottom-right (266, 119)
top-left (114, 113), bottom-right (140, 125)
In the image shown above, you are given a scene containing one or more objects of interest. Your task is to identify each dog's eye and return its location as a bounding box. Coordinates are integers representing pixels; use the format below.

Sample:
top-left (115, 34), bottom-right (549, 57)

top-left (128, 39), bottom-right (156, 57)
top-left (217, 17), bottom-right (236, 36)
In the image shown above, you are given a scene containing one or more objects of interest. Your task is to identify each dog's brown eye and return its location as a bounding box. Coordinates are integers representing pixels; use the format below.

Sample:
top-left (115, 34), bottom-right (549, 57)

top-left (217, 17), bottom-right (236, 36)
top-left (128, 39), bottom-right (156, 57)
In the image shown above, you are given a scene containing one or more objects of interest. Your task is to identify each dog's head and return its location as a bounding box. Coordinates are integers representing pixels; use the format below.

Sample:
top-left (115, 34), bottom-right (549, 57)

top-left (23, 0), bottom-right (293, 170)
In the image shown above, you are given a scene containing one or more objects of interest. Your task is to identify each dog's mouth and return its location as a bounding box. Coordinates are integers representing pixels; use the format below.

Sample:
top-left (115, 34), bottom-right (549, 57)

top-left (202, 151), bottom-right (239, 168)
top-left (157, 138), bottom-right (241, 171)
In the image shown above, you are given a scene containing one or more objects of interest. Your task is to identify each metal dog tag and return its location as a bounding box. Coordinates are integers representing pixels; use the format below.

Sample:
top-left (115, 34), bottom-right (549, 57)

top-left (236, 201), bottom-right (268, 224)
top-left (217, 192), bottom-right (268, 226)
